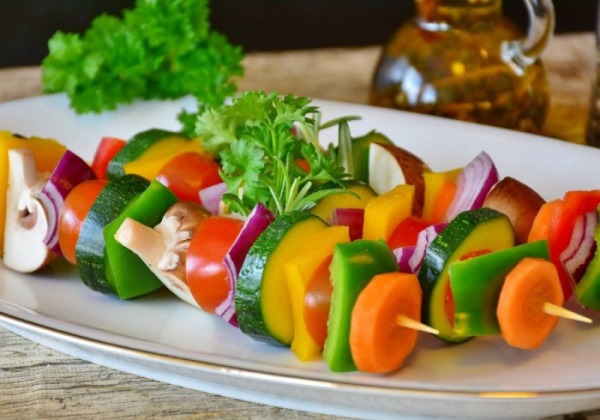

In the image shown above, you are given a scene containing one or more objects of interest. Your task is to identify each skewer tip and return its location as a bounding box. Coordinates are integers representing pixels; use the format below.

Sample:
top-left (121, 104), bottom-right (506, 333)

top-left (543, 302), bottom-right (593, 324)
top-left (397, 314), bottom-right (439, 335)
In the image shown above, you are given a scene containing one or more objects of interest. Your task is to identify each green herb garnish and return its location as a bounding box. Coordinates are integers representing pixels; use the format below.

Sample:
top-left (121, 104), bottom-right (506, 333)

top-left (41, 0), bottom-right (243, 132)
top-left (196, 91), bottom-right (354, 217)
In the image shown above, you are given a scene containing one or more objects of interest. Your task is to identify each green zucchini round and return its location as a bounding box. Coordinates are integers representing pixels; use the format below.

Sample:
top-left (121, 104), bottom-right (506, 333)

top-left (418, 207), bottom-right (515, 343)
top-left (105, 128), bottom-right (182, 180)
top-left (75, 174), bottom-right (149, 295)
top-left (235, 211), bottom-right (327, 346)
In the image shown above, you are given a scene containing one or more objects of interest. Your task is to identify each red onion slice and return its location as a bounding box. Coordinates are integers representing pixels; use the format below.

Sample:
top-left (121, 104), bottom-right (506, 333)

top-left (199, 182), bottom-right (228, 215)
top-left (561, 213), bottom-right (585, 263)
top-left (217, 203), bottom-right (275, 326)
top-left (394, 246), bottom-right (416, 273)
top-left (444, 151), bottom-right (499, 222)
top-left (331, 207), bottom-right (364, 241)
top-left (409, 223), bottom-right (447, 273)
top-left (562, 211), bottom-right (598, 282)
top-left (37, 150), bottom-right (96, 254)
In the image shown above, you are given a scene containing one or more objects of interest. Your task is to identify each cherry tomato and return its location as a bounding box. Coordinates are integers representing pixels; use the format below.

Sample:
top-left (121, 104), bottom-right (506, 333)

top-left (58, 179), bottom-right (107, 265)
top-left (186, 216), bottom-right (244, 313)
top-left (303, 255), bottom-right (333, 347)
top-left (156, 152), bottom-right (222, 203)
top-left (387, 216), bottom-right (433, 249)
top-left (91, 137), bottom-right (126, 179)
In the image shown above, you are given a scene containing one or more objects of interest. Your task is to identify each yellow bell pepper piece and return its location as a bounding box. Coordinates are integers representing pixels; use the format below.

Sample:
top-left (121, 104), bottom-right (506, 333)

top-left (422, 167), bottom-right (462, 221)
top-left (123, 135), bottom-right (205, 180)
top-left (362, 184), bottom-right (415, 241)
top-left (0, 131), bottom-right (66, 254)
top-left (262, 216), bottom-right (327, 346)
top-left (284, 226), bottom-right (350, 361)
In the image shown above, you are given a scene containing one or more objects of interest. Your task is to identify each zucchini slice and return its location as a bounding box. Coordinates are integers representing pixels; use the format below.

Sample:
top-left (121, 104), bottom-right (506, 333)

top-left (418, 207), bottom-right (515, 343)
top-left (75, 174), bottom-right (149, 295)
top-left (106, 129), bottom-right (183, 180)
top-left (235, 211), bottom-right (327, 346)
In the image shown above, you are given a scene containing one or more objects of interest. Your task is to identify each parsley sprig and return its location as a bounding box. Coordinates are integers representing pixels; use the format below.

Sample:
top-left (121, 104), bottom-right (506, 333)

top-left (42, 0), bottom-right (243, 127)
top-left (196, 91), bottom-right (354, 217)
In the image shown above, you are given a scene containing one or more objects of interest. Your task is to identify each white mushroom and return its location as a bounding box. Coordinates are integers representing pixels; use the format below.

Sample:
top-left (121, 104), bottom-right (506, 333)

top-left (114, 201), bottom-right (210, 307)
top-left (3, 149), bottom-right (56, 272)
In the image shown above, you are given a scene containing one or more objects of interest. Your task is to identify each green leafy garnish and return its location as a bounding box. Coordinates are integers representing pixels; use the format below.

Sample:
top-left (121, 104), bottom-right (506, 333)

top-left (42, 0), bottom-right (243, 132)
top-left (196, 91), bottom-right (354, 217)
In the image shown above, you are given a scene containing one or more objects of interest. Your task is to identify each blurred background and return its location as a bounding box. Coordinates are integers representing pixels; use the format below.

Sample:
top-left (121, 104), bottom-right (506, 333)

top-left (0, 0), bottom-right (596, 68)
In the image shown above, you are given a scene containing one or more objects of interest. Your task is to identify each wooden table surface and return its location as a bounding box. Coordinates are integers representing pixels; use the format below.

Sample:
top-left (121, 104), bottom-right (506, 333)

top-left (0, 32), bottom-right (599, 419)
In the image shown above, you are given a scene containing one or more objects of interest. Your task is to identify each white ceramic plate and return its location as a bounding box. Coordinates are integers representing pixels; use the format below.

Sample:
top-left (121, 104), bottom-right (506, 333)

top-left (1, 94), bottom-right (600, 419)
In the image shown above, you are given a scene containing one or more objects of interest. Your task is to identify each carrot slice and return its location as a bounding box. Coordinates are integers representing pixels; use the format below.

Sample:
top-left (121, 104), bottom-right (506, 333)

top-left (496, 257), bottom-right (564, 350)
top-left (350, 272), bottom-right (422, 373)
top-left (527, 199), bottom-right (562, 243)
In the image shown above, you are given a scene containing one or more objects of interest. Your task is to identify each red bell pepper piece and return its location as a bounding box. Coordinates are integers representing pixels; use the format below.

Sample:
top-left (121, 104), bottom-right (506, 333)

top-left (548, 190), bottom-right (600, 300)
top-left (387, 216), bottom-right (433, 249)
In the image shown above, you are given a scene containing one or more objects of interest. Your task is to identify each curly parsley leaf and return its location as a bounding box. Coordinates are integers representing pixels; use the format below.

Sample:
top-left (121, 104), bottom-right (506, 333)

top-left (195, 91), bottom-right (355, 217)
top-left (42, 0), bottom-right (243, 124)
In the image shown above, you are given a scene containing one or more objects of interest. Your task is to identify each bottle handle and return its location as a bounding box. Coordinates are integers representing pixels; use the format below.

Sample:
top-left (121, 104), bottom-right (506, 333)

top-left (502, 0), bottom-right (555, 75)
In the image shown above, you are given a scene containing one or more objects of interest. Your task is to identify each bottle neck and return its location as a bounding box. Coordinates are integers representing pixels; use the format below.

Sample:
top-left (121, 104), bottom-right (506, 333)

top-left (416, 0), bottom-right (503, 27)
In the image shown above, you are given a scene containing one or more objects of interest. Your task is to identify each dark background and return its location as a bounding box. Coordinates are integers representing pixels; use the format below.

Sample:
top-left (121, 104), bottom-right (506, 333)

top-left (0, 0), bottom-right (596, 68)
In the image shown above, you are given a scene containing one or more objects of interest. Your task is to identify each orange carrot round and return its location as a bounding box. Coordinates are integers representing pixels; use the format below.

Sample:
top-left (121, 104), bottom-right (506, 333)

top-left (350, 272), bottom-right (422, 373)
top-left (496, 257), bottom-right (564, 350)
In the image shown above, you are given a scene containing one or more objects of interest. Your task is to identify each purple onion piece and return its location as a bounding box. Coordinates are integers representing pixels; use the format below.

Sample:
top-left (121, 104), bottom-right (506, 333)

top-left (394, 246), bottom-right (416, 273)
top-left (409, 223), bottom-right (447, 273)
top-left (561, 213), bottom-right (586, 263)
top-left (216, 203), bottom-right (275, 325)
top-left (199, 182), bottom-right (228, 215)
top-left (37, 150), bottom-right (96, 255)
top-left (331, 207), bottom-right (364, 241)
top-left (563, 211), bottom-right (598, 282)
top-left (444, 151), bottom-right (499, 222)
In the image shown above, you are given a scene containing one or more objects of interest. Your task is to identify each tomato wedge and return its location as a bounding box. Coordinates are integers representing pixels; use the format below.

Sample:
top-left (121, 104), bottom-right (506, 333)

top-left (186, 216), bottom-right (244, 313)
top-left (156, 152), bottom-right (222, 203)
top-left (91, 137), bottom-right (126, 179)
top-left (58, 179), bottom-right (108, 264)
top-left (303, 256), bottom-right (333, 347)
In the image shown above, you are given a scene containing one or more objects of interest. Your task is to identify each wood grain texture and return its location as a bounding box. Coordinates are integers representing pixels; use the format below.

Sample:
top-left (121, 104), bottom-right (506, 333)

top-left (0, 33), bottom-right (599, 419)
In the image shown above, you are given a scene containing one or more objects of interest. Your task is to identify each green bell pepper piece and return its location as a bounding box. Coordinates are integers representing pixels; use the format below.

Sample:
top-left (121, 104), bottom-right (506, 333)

top-left (103, 180), bottom-right (178, 299)
top-left (449, 240), bottom-right (550, 337)
top-left (323, 239), bottom-right (398, 372)
top-left (574, 206), bottom-right (600, 309)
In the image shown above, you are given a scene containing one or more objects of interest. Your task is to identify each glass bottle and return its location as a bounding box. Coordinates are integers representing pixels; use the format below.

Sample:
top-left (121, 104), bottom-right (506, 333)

top-left (370, 0), bottom-right (555, 133)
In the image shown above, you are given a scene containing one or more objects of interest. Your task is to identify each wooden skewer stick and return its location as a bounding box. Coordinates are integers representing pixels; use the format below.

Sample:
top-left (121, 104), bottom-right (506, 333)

top-left (543, 302), bottom-right (593, 324)
top-left (397, 315), bottom-right (440, 335)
